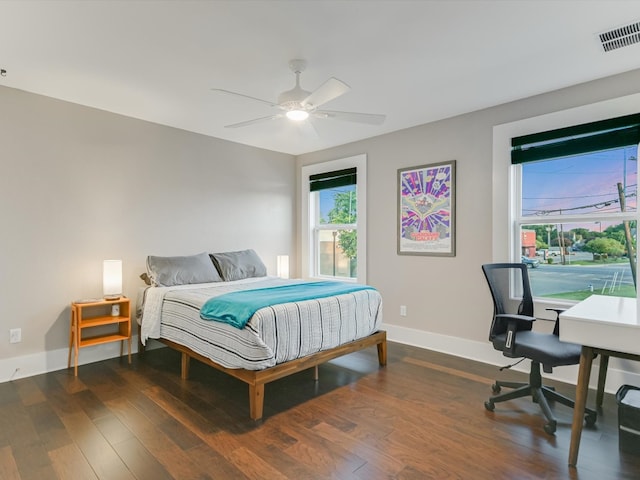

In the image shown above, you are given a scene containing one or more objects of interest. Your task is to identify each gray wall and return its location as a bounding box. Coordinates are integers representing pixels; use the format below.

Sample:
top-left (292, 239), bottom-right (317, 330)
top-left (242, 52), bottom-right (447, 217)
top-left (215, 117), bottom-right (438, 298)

top-left (3, 66), bottom-right (640, 386)
top-left (297, 68), bottom-right (640, 388)
top-left (0, 86), bottom-right (295, 376)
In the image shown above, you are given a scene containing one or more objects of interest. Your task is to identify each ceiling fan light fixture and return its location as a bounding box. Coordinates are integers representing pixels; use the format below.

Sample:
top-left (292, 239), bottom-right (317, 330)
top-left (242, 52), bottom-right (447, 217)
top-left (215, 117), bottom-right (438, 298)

top-left (286, 109), bottom-right (309, 121)
top-left (212, 59), bottom-right (385, 129)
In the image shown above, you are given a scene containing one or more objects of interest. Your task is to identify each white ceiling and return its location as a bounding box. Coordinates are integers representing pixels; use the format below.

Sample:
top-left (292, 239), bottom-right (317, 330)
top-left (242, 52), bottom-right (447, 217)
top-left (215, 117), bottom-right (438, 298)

top-left (1, 1), bottom-right (639, 155)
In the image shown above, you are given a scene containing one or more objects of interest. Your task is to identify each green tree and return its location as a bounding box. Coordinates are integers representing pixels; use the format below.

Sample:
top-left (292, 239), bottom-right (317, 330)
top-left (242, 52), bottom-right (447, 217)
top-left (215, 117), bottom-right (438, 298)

top-left (326, 190), bottom-right (357, 261)
top-left (604, 222), bottom-right (637, 249)
top-left (608, 230), bottom-right (626, 245)
top-left (583, 237), bottom-right (626, 257)
top-left (571, 227), bottom-right (590, 239)
top-left (550, 234), bottom-right (573, 248)
top-left (523, 224), bottom-right (555, 247)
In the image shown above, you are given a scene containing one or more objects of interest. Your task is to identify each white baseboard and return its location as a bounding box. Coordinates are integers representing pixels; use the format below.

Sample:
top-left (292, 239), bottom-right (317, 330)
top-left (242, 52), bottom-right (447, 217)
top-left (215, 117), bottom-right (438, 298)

top-left (2, 327), bottom-right (639, 396)
top-left (0, 336), bottom-right (143, 383)
top-left (383, 323), bottom-right (640, 395)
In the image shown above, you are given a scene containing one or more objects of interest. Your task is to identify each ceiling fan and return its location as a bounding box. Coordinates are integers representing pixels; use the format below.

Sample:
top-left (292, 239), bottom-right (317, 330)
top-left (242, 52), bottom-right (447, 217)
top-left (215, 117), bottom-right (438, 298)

top-left (211, 59), bottom-right (386, 129)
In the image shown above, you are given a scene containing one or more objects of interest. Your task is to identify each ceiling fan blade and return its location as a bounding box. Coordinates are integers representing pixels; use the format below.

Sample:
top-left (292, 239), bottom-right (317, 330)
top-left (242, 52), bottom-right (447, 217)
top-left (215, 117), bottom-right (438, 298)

top-left (301, 77), bottom-right (350, 108)
top-left (225, 114), bottom-right (283, 129)
top-left (314, 110), bottom-right (386, 125)
top-left (211, 88), bottom-right (279, 108)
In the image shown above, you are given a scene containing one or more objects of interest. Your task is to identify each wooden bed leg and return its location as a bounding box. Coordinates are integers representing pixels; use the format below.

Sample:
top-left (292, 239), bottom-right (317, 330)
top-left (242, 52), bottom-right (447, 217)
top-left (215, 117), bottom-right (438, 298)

top-left (377, 340), bottom-right (387, 366)
top-left (249, 383), bottom-right (265, 420)
top-left (313, 365), bottom-right (319, 381)
top-left (181, 353), bottom-right (191, 380)
top-left (157, 330), bottom-right (388, 420)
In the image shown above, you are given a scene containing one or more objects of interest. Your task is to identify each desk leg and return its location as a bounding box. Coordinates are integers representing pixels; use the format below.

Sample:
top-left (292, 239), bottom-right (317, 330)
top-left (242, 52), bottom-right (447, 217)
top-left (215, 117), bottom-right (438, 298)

top-left (596, 354), bottom-right (609, 408)
top-left (569, 346), bottom-right (594, 467)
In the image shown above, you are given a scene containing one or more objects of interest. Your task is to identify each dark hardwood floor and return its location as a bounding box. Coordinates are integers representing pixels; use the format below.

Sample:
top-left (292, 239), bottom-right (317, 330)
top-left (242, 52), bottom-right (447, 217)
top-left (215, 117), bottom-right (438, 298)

top-left (1, 341), bottom-right (639, 479)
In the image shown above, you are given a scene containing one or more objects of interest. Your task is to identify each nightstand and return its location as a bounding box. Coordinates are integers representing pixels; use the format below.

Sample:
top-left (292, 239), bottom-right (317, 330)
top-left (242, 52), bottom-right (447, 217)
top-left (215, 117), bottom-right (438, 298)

top-left (68, 297), bottom-right (132, 376)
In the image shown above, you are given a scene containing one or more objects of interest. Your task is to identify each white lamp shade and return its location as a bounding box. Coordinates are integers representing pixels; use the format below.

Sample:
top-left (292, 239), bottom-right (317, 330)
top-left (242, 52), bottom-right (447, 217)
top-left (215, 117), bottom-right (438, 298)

top-left (103, 260), bottom-right (122, 298)
top-left (276, 255), bottom-right (290, 279)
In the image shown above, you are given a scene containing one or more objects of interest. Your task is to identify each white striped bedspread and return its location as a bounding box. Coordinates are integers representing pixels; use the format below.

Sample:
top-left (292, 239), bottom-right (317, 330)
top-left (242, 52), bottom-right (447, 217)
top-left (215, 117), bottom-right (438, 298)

top-left (138, 276), bottom-right (383, 370)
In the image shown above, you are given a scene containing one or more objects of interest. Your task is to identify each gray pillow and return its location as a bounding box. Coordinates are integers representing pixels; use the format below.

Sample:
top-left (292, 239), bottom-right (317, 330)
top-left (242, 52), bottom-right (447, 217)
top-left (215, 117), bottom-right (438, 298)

top-left (210, 249), bottom-right (267, 281)
top-left (146, 252), bottom-right (222, 287)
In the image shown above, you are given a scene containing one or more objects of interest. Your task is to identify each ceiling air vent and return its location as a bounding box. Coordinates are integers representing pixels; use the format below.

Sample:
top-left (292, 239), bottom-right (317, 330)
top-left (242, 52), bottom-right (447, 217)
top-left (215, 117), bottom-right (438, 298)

top-left (599, 21), bottom-right (640, 52)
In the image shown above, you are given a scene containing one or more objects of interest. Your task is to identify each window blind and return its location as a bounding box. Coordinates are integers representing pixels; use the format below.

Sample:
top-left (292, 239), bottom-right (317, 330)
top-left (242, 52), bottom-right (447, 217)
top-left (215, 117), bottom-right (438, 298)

top-left (511, 112), bottom-right (640, 164)
top-left (309, 167), bottom-right (357, 192)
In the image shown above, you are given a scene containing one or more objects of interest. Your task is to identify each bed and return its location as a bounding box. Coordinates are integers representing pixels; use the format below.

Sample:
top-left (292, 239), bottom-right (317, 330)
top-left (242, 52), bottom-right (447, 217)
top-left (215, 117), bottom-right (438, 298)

top-left (137, 250), bottom-right (386, 420)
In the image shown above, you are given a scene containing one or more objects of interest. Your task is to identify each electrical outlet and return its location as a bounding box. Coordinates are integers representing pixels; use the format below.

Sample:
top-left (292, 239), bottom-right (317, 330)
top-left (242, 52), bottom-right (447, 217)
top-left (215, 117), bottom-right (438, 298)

top-left (400, 305), bottom-right (407, 317)
top-left (9, 328), bottom-right (21, 344)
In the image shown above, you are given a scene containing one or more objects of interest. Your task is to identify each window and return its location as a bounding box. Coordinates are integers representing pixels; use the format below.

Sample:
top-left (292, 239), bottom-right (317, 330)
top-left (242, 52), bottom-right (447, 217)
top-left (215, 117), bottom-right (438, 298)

top-left (311, 169), bottom-right (357, 278)
top-left (301, 155), bottom-right (367, 282)
top-left (512, 113), bottom-right (639, 301)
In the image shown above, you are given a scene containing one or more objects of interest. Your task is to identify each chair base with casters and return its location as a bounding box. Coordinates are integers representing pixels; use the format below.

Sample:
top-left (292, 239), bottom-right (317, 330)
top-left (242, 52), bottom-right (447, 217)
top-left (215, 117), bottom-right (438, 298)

top-left (484, 360), bottom-right (597, 435)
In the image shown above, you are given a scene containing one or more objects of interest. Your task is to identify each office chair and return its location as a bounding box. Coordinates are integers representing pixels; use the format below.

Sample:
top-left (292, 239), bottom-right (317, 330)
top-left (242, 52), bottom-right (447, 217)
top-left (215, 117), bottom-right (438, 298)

top-left (481, 263), bottom-right (597, 434)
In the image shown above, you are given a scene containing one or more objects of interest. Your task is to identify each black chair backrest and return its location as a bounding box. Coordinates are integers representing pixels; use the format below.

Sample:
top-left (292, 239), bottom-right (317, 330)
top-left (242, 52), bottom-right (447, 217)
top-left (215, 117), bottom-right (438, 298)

top-left (482, 263), bottom-right (534, 340)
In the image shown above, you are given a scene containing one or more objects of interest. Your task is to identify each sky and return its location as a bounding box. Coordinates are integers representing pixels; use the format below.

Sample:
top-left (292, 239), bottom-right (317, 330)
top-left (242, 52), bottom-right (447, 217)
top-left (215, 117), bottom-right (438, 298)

top-left (522, 145), bottom-right (638, 226)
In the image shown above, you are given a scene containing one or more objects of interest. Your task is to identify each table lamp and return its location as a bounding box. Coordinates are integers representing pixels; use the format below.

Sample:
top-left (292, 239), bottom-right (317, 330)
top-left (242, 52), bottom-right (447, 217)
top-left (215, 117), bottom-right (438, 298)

top-left (103, 260), bottom-right (122, 315)
top-left (276, 255), bottom-right (290, 279)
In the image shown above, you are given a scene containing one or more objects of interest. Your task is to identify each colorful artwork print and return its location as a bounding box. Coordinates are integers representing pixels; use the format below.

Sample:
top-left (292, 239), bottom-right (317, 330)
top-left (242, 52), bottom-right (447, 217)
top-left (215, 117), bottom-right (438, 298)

top-left (398, 161), bottom-right (455, 256)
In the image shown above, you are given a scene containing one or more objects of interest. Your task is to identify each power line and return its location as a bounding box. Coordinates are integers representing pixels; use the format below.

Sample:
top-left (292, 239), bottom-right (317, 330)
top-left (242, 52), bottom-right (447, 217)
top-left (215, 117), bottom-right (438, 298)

top-left (523, 184), bottom-right (637, 201)
top-left (523, 191), bottom-right (637, 216)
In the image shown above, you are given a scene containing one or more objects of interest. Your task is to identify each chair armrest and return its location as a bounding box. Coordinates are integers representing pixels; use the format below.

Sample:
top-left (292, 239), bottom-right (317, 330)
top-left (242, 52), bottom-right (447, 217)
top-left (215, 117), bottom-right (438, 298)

top-left (545, 308), bottom-right (565, 335)
top-left (495, 314), bottom-right (535, 356)
top-left (495, 314), bottom-right (536, 323)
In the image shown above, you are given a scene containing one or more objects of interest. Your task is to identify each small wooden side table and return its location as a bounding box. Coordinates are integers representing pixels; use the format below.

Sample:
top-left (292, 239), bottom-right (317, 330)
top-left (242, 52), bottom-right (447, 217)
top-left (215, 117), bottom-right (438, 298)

top-left (68, 297), bottom-right (132, 376)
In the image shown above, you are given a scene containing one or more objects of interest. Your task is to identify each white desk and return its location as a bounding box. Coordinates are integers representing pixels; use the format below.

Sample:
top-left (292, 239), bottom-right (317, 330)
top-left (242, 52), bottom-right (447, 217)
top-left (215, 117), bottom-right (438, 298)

top-left (559, 295), bottom-right (640, 467)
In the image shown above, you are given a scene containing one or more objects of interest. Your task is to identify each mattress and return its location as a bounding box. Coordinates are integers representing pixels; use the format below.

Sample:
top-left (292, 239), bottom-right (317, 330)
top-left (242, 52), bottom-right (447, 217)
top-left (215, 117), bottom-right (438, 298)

top-left (138, 276), bottom-right (383, 370)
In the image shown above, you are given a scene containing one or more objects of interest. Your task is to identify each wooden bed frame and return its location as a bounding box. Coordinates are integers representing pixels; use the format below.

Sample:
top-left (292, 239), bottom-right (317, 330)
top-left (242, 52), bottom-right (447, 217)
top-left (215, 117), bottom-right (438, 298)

top-left (147, 330), bottom-right (387, 420)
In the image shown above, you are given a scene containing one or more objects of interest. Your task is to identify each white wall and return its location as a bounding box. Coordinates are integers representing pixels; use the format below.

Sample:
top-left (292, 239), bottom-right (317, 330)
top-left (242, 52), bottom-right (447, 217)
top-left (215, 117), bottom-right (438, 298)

top-left (0, 86), bottom-right (295, 380)
top-left (297, 67), bottom-right (640, 391)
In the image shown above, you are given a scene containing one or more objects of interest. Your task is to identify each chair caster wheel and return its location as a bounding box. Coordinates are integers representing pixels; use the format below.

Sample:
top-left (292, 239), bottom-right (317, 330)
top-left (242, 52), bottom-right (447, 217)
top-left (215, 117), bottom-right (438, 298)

top-left (484, 401), bottom-right (495, 412)
top-left (491, 384), bottom-right (501, 394)
top-left (585, 413), bottom-right (597, 427)
top-left (543, 422), bottom-right (557, 435)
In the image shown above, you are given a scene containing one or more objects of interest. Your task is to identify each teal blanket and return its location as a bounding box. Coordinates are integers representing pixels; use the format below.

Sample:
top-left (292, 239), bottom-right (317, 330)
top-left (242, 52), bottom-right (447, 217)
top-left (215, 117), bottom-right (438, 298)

top-left (200, 281), bottom-right (375, 329)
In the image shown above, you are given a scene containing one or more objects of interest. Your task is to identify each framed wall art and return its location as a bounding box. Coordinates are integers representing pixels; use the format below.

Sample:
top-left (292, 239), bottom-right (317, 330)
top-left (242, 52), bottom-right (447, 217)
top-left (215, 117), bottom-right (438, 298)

top-left (398, 160), bottom-right (456, 256)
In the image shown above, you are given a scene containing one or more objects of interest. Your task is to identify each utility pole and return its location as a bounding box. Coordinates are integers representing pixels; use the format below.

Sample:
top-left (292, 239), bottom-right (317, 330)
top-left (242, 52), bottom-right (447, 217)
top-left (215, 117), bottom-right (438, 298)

top-left (558, 221), bottom-right (566, 265)
top-left (332, 230), bottom-right (337, 277)
top-left (617, 182), bottom-right (636, 289)
top-left (546, 226), bottom-right (551, 254)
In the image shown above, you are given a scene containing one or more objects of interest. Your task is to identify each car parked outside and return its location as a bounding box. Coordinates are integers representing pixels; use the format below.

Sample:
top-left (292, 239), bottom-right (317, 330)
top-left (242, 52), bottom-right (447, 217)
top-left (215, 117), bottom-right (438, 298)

top-left (521, 256), bottom-right (540, 268)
